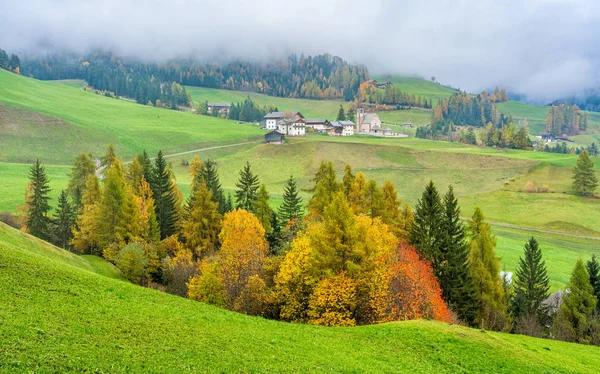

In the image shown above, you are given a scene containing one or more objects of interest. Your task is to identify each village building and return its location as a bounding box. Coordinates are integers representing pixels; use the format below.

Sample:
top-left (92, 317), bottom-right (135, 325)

top-left (363, 79), bottom-right (393, 89)
top-left (533, 132), bottom-right (553, 142)
top-left (265, 130), bottom-right (285, 144)
top-left (264, 111), bottom-right (304, 130)
top-left (305, 119), bottom-right (331, 132)
top-left (356, 108), bottom-right (382, 133)
top-left (278, 117), bottom-right (306, 137)
top-left (327, 120), bottom-right (355, 136)
top-left (383, 127), bottom-right (394, 136)
top-left (207, 103), bottom-right (232, 115)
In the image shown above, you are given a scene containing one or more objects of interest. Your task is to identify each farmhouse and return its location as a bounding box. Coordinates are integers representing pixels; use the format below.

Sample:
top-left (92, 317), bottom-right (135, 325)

top-left (363, 79), bottom-right (393, 89)
top-left (265, 130), bottom-right (285, 144)
top-left (278, 117), bottom-right (306, 136)
top-left (356, 108), bottom-right (382, 133)
top-left (264, 111), bottom-right (304, 130)
top-left (207, 103), bottom-right (231, 115)
top-left (327, 120), bottom-right (355, 136)
top-left (533, 132), bottom-right (553, 141)
top-left (305, 119), bottom-right (331, 132)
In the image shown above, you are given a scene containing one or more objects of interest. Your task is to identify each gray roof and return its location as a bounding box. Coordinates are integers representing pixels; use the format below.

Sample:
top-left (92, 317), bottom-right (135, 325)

top-left (305, 119), bottom-right (328, 124)
top-left (371, 124), bottom-right (381, 130)
top-left (339, 120), bottom-right (355, 126)
top-left (279, 118), bottom-right (305, 125)
top-left (264, 111), bottom-right (301, 119)
top-left (384, 127), bottom-right (393, 131)
top-left (331, 120), bottom-right (355, 128)
top-left (363, 113), bottom-right (379, 123)
top-left (208, 103), bottom-right (231, 107)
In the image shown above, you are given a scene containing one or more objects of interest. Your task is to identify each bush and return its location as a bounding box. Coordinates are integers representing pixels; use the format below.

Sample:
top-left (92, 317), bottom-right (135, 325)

top-left (117, 243), bottom-right (147, 285)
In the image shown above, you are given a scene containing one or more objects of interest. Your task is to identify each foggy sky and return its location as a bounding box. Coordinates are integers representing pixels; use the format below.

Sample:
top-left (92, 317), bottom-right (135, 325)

top-left (2, 0), bottom-right (600, 103)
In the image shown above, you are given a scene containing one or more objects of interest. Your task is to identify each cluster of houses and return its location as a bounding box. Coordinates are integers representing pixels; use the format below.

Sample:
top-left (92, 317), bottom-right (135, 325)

top-left (264, 109), bottom-right (400, 144)
top-left (533, 132), bottom-right (574, 143)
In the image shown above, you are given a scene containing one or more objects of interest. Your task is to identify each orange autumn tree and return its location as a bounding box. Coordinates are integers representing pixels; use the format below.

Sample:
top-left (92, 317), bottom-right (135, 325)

top-left (373, 242), bottom-right (451, 323)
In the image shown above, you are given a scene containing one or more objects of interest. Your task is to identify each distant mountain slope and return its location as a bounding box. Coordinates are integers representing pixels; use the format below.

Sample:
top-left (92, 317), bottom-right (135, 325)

top-left (374, 76), bottom-right (458, 102)
top-left (0, 70), bottom-right (263, 164)
top-left (1, 221), bottom-right (598, 373)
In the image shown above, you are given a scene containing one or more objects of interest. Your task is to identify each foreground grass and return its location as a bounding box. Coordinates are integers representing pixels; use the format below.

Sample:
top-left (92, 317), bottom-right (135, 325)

top-left (1, 222), bottom-right (598, 373)
top-left (0, 70), bottom-right (264, 164)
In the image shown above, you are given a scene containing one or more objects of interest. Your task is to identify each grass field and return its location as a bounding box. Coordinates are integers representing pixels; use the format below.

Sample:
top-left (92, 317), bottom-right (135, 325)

top-left (373, 75), bottom-right (458, 102)
top-left (1, 221), bottom-right (598, 373)
top-left (0, 69), bottom-right (264, 164)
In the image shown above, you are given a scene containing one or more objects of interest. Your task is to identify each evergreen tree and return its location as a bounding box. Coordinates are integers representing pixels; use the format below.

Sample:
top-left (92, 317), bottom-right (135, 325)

top-left (253, 184), bottom-right (273, 233)
top-left (223, 192), bottom-right (234, 213)
top-left (197, 159), bottom-right (226, 213)
top-left (278, 175), bottom-right (303, 224)
top-left (468, 207), bottom-right (507, 330)
top-left (408, 181), bottom-right (444, 266)
top-left (440, 186), bottom-right (477, 325)
top-left (67, 152), bottom-right (96, 210)
top-left (586, 255), bottom-right (600, 312)
top-left (336, 105), bottom-right (346, 121)
top-left (53, 190), bottom-right (75, 249)
top-left (151, 151), bottom-right (180, 239)
top-left (137, 150), bottom-right (154, 185)
top-left (267, 212), bottom-right (282, 255)
top-left (553, 259), bottom-right (597, 343)
top-left (235, 161), bottom-right (260, 211)
top-left (25, 159), bottom-right (52, 241)
top-left (511, 238), bottom-right (550, 322)
top-left (572, 150), bottom-right (598, 196)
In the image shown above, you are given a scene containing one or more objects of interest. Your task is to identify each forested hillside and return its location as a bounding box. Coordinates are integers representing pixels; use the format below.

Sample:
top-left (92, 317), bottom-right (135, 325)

top-left (20, 51), bottom-right (368, 104)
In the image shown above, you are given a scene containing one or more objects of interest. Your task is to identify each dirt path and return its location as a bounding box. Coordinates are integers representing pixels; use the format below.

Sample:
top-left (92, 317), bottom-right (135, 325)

top-left (124, 141), bottom-right (259, 164)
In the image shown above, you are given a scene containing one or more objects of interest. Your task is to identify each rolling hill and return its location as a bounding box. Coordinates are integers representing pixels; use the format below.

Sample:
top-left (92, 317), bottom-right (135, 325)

top-left (1, 221), bottom-right (598, 373)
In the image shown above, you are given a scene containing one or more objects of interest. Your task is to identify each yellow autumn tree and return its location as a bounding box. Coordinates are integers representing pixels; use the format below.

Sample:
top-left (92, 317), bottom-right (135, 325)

top-left (308, 272), bottom-right (357, 326)
top-left (218, 209), bottom-right (268, 308)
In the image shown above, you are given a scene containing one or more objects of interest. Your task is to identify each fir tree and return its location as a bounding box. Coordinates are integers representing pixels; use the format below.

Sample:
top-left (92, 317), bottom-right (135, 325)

top-left (253, 184), bottom-right (273, 233)
top-left (572, 150), bottom-right (598, 196)
top-left (223, 192), bottom-right (234, 213)
top-left (278, 175), bottom-right (304, 224)
top-left (553, 259), bottom-right (597, 343)
top-left (151, 151), bottom-right (180, 239)
top-left (267, 212), bottom-right (282, 255)
top-left (511, 238), bottom-right (550, 321)
top-left (25, 159), bottom-right (52, 241)
top-left (137, 150), bottom-right (154, 185)
top-left (408, 181), bottom-right (444, 265)
top-left (197, 159), bottom-right (226, 213)
top-left (440, 186), bottom-right (478, 325)
top-left (53, 190), bottom-right (75, 249)
top-left (336, 105), bottom-right (346, 121)
top-left (235, 161), bottom-right (260, 211)
top-left (586, 255), bottom-right (600, 312)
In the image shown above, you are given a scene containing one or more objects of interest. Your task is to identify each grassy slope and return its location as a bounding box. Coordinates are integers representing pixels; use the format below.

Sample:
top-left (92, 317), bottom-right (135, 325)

top-left (0, 69), bottom-right (264, 164)
top-left (1, 223), bottom-right (599, 373)
top-left (373, 75), bottom-right (458, 102)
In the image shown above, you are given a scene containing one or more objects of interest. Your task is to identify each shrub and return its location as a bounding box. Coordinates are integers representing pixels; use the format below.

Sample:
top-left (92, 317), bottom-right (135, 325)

top-left (117, 243), bottom-right (147, 285)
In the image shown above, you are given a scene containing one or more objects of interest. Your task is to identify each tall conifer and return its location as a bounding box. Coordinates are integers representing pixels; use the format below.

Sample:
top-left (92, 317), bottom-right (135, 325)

top-left (586, 255), bottom-right (600, 312)
top-left (235, 161), bottom-right (260, 211)
top-left (408, 181), bottom-right (444, 265)
top-left (25, 159), bottom-right (52, 241)
top-left (151, 151), bottom-right (180, 239)
top-left (511, 238), bottom-right (550, 321)
top-left (572, 150), bottom-right (598, 196)
top-left (278, 175), bottom-right (303, 224)
top-left (53, 190), bottom-right (75, 249)
top-left (253, 184), bottom-right (273, 233)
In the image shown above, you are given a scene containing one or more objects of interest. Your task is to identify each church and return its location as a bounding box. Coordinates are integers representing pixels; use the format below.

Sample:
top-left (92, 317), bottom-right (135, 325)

top-left (355, 108), bottom-right (382, 133)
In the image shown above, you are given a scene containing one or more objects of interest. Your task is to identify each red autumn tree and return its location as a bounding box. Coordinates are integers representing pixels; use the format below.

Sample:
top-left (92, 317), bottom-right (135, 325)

top-left (374, 242), bottom-right (451, 323)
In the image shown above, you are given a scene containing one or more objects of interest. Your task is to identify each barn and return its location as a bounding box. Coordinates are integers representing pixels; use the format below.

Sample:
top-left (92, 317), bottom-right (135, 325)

top-left (265, 130), bottom-right (285, 144)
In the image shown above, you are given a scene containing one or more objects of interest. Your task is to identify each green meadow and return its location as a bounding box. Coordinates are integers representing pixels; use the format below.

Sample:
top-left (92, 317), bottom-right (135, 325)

top-left (1, 221), bottom-right (598, 373)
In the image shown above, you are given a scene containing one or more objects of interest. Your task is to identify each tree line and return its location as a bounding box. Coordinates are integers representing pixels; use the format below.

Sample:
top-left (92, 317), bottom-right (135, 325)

top-left (0, 47), bottom-right (20, 74)
top-left (19, 50), bottom-right (369, 104)
top-left (546, 103), bottom-right (588, 136)
top-left (19, 150), bottom-right (600, 343)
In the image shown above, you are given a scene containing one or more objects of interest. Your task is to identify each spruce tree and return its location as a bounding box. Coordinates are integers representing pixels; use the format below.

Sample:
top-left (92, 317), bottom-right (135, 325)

top-left (278, 175), bottom-right (303, 224)
top-left (25, 159), bottom-right (52, 241)
top-left (572, 150), bottom-right (598, 196)
top-left (253, 184), bottom-right (273, 233)
top-left (336, 105), bottom-right (346, 121)
top-left (586, 255), bottom-right (600, 312)
top-left (223, 192), bottom-right (234, 213)
top-left (408, 181), bottom-right (444, 265)
top-left (267, 212), bottom-right (282, 255)
top-left (553, 259), bottom-right (597, 343)
top-left (511, 238), bottom-right (550, 321)
top-left (440, 186), bottom-right (477, 325)
top-left (67, 152), bottom-right (96, 210)
top-left (137, 150), bottom-right (154, 185)
top-left (235, 161), bottom-right (260, 211)
top-left (151, 151), bottom-right (180, 239)
top-left (53, 190), bottom-right (75, 249)
top-left (197, 159), bottom-right (226, 213)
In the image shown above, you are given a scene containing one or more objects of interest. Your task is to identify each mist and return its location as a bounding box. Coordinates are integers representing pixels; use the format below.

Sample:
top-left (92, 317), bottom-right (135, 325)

top-left (2, 0), bottom-right (599, 103)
